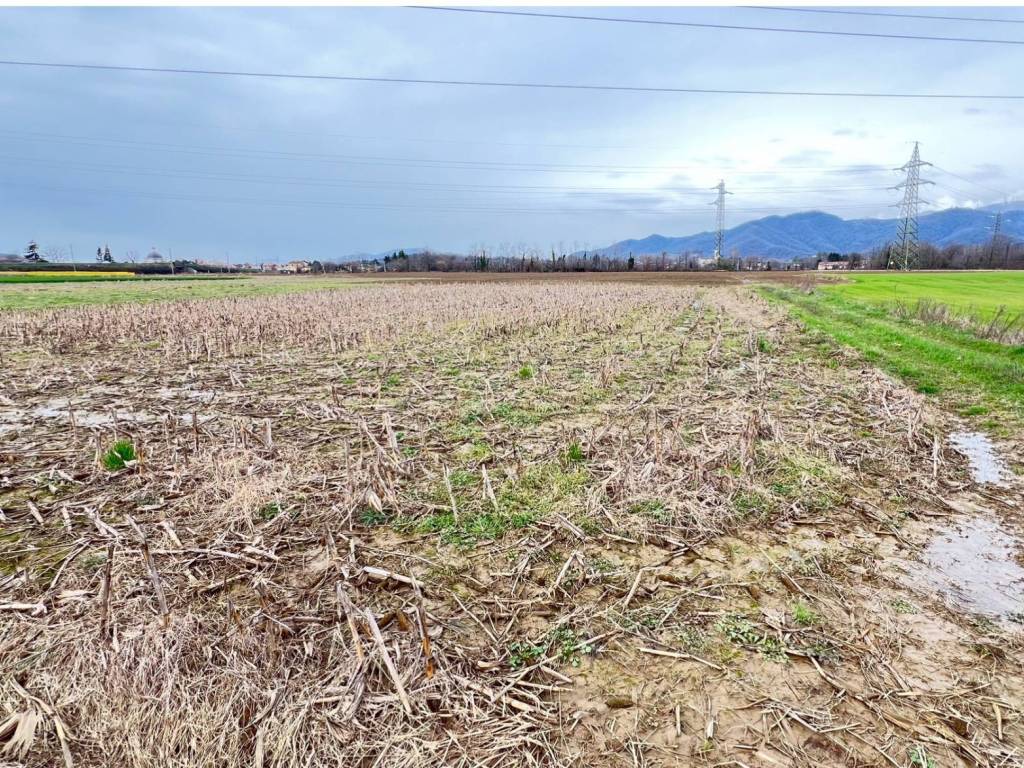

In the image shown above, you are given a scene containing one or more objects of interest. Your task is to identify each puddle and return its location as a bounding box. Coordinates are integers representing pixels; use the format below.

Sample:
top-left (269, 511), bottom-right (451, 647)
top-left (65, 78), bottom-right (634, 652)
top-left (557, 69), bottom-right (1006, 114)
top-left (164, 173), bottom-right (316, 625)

top-left (909, 515), bottom-right (1024, 625)
top-left (0, 400), bottom-right (216, 430)
top-left (19, 404), bottom-right (159, 427)
top-left (949, 431), bottom-right (1013, 486)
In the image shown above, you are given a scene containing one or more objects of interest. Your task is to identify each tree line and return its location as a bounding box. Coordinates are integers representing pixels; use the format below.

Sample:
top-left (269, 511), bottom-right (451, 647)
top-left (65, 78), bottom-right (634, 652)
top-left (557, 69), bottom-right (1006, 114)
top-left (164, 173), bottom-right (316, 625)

top-left (13, 237), bottom-right (1022, 273)
top-left (334, 240), bottom-right (1022, 273)
top-left (800, 238), bottom-right (1024, 270)
top-left (347, 248), bottom-right (798, 273)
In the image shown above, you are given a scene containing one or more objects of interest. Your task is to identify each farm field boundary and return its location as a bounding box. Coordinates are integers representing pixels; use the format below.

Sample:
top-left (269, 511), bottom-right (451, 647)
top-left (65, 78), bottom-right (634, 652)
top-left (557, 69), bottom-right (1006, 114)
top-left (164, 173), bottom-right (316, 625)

top-left (762, 284), bottom-right (1024, 435)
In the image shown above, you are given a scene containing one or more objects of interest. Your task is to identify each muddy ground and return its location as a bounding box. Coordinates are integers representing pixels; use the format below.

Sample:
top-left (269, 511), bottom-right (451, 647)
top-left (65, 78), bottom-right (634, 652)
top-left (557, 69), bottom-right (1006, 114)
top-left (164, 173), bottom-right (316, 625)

top-left (0, 281), bottom-right (1021, 767)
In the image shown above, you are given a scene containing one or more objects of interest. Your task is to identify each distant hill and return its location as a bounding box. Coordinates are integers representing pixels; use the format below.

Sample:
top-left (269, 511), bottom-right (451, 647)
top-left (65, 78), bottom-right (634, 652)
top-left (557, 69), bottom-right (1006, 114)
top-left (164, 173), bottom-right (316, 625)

top-left (592, 205), bottom-right (1024, 261)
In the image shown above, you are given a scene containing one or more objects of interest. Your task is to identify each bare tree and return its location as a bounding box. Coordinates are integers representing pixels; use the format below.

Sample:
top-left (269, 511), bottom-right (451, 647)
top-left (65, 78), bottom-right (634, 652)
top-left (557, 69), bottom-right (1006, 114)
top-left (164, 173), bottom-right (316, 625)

top-left (43, 244), bottom-right (67, 263)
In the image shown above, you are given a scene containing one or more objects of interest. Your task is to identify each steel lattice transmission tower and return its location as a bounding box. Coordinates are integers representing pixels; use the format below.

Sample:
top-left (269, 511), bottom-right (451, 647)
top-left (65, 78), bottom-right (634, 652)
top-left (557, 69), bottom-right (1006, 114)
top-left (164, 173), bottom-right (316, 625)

top-left (710, 180), bottom-right (732, 266)
top-left (990, 207), bottom-right (1006, 266)
top-left (888, 142), bottom-right (933, 270)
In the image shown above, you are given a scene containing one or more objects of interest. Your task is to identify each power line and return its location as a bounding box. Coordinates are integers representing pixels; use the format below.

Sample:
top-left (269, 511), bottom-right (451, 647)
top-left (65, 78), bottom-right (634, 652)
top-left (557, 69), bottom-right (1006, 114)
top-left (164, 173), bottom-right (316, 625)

top-left (116, 116), bottom-right (641, 152)
top-left (744, 6), bottom-right (1024, 26)
top-left (11, 130), bottom-right (1008, 202)
top-left (1, 178), bottom-right (889, 217)
top-left (931, 165), bottom-right (1012, 199)
top-left (409, 6), bottom-right (1024, 46)
top-left (0, 59), bottom-right (1020, 100)
top-left (0, 153), bottom-right (893, 197)
top-left (932, 180), bottom-right (981, 200)
top-left (0, 129), bottom-right (896, 177)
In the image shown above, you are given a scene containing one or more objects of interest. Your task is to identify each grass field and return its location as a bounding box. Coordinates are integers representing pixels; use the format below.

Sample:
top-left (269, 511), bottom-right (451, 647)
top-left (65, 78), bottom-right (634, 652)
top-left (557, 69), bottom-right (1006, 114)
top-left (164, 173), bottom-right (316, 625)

top-left (763, 285), bottom-right (1024, 434)
top-left (0, 270), bottom-right (139, 284)
top-left (0, 274), bottom-right (363, 309)
top-left (822, 270), bottom-right (1024, 320)
top-left (1, 279), bottom-right (1021, 767)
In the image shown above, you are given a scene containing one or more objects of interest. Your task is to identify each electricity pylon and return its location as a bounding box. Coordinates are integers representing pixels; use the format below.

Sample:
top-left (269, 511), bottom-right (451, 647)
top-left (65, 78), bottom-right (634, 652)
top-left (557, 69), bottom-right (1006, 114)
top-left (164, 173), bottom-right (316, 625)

top-left (888, 142), bottom-right (933, 270)
top-left (990, 205), bottom-right (1006, 266)
top-left (710, 180), bottom-right (732, 266)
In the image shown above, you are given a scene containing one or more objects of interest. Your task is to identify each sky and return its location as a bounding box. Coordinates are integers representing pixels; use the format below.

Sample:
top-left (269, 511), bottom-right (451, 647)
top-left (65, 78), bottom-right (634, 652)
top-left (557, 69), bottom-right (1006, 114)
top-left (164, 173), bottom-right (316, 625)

top-left (0, 5), bottom-right (1022, 264)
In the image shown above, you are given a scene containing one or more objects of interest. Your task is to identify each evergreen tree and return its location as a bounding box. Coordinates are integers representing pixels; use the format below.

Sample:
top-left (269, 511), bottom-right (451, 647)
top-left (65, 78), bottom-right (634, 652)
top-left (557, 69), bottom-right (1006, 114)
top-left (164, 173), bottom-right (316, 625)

top-left (627, 253), bottom-right (635, 271)
top-left (103, 245), bottom-right (112, 262)
top-left (24, 241), bottom-right (41, 261)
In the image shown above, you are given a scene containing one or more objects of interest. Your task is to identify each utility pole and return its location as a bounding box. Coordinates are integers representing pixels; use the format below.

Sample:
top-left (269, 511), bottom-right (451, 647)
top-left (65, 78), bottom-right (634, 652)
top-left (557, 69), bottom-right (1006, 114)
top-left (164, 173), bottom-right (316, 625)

top-left (710, 180), bottom-right (732, 268)
top-left (989, 208), bottom-right (1003, 267)
top-left (888, 142), bottom-right (933, 271)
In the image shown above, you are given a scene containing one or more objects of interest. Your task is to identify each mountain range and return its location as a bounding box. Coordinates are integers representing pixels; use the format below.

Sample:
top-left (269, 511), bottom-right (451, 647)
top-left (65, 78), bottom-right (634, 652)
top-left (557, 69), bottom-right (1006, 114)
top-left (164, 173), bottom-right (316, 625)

top-left (591, 204), bottom-right (1024, 261)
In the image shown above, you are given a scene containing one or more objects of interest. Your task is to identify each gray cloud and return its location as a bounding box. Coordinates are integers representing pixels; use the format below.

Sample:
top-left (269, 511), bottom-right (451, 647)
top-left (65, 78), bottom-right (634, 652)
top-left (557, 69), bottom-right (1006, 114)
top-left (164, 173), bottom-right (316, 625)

top-left (0, 6), bottom-right (1018, 260)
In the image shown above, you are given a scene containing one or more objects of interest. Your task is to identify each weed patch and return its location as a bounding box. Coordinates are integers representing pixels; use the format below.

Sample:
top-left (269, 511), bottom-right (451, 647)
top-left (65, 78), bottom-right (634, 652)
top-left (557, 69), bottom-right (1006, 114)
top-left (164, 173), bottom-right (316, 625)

top-left (508, 626), bottom-right (593, 669)
top-left (716, 614), bottom-right (787, 662)
top-left (257, 502), bottom-right (283, 522)
top-left (102, 440), bottom-right (136, 471)
top-left (791, 601), bottom-right (819, 627)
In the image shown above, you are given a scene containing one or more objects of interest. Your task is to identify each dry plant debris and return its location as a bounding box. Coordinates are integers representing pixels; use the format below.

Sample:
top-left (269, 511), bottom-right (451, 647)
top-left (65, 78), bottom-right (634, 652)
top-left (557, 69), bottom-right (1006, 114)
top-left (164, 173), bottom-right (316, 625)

top-left (0, 280), bottom-right (1022, 767)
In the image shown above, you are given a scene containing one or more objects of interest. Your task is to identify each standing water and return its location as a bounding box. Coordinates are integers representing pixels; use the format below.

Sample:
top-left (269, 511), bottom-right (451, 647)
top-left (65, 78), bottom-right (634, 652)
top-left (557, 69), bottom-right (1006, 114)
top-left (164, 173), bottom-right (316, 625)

top-left (949, 431), bottom-right (1013, 486)
top-left (906, 432), bottom-right (1023, 624)
top-left (913, 515), bottom-right (1024, 623)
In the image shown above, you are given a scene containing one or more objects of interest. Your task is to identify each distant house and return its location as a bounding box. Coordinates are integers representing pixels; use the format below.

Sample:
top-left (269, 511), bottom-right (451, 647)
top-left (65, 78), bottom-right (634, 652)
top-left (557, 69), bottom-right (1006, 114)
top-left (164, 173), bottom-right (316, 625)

top-left (261, 263), bottom-right (279, 272)
top-left (344, 260), bottom-right (381, 273)
top-left (817, 260), bottom-right (850, 271)
top-left (280, 260), bottom-right (311, 274)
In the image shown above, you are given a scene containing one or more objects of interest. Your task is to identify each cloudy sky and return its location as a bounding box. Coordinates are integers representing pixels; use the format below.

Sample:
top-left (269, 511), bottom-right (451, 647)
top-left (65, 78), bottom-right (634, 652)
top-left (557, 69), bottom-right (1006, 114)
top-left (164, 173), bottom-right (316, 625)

top-left (0, 5), bottom-right (1021, 263)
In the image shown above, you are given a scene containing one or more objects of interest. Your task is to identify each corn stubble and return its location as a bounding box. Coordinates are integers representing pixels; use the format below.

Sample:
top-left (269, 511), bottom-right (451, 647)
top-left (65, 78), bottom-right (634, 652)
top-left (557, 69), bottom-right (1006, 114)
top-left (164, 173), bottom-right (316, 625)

top-left (0, 281), bottom-right (1021, 767)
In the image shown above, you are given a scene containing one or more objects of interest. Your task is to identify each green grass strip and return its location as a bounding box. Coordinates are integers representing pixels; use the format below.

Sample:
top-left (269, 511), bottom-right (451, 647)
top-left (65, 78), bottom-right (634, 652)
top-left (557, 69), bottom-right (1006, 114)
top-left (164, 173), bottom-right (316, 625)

top-left (762, 286), bottom-right (1024, 432)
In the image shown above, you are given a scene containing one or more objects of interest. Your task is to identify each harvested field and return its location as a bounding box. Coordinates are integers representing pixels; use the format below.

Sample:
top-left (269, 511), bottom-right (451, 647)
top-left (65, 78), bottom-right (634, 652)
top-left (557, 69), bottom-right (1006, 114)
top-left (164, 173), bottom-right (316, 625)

top-left (1, 280), bottom-right (1022, 768)
top-left (0, 275), bottom-right (363, 311)
top-left (346, 269), bottom-right (832, 287)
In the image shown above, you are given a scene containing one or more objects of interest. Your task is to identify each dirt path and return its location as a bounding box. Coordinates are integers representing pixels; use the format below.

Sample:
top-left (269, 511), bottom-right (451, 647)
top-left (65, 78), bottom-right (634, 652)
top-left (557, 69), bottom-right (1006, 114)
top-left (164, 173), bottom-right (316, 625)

top-left (0, 282), bottom-right (1021, 767)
